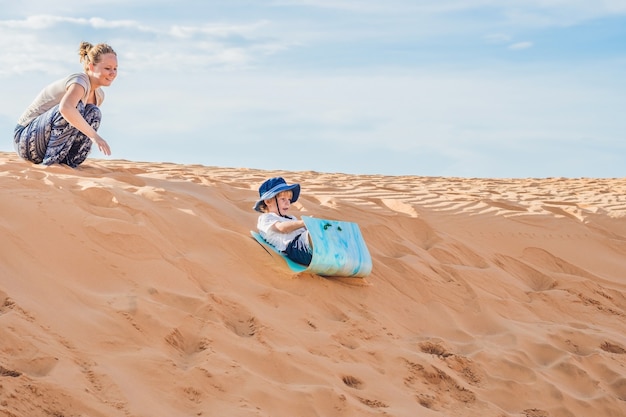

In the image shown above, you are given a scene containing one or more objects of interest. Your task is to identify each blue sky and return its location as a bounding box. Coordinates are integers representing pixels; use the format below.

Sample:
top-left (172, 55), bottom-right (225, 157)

top-left (1, 1), bottom-right (625, 177)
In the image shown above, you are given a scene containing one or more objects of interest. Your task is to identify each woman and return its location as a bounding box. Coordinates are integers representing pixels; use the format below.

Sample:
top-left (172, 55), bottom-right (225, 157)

top-left (14, 41), bottom-right (117, 167)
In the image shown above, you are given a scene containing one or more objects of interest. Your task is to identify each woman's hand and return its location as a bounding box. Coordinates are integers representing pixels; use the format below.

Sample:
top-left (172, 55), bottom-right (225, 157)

top-left (92, 135), bottom-right (111, 155)
top-left (60, 84), bottom-right (112, 156)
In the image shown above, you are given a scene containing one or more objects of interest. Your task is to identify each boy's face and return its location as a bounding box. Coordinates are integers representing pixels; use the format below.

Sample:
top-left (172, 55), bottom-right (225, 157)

top-left (264, 190), bottom-right (293, 214)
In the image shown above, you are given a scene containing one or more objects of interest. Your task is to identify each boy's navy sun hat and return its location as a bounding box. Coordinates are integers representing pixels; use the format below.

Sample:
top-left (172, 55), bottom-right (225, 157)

top-left (253, 177), bottom-right (301, 212)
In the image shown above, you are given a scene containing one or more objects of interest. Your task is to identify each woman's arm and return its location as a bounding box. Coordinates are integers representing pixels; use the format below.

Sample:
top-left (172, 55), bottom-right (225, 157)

top-left (59, 84), bottom-right (111, 155)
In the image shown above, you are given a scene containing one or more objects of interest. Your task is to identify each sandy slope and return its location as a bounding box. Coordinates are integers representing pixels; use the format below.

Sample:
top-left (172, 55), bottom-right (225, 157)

top-left (1, 151), bottom-right (625, 417)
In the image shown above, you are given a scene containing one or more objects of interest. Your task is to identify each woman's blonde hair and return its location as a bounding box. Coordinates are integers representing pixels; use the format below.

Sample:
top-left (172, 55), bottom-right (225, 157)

top-left (78, 42), bottom-right (116, 71)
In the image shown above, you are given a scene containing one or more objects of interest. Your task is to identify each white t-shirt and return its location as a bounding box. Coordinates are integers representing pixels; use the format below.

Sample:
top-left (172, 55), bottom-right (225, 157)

top-left (257, 212), bottom-right (307, 251)
top-left (17, 73), bottom-right (104, 126)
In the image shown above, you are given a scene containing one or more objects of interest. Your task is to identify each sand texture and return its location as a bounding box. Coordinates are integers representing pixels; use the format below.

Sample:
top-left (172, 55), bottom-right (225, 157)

top-left (1, 151), bottom-right (625, 417)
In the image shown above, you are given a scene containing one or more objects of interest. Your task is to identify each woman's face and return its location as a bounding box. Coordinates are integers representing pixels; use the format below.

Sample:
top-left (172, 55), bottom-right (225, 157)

top-left (90, 53), bottom-right (118, 87)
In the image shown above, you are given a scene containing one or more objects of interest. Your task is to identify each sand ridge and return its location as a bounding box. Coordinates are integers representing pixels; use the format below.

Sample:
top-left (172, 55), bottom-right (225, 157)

top-left (1, 151), bottom-right (625, 417)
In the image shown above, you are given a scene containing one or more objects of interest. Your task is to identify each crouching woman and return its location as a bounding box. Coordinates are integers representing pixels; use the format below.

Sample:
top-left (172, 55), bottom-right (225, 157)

top-left (14, 41), bottom-right (117, 168)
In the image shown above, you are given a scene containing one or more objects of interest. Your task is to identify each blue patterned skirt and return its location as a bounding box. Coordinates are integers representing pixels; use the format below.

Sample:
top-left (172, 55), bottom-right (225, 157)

top-left (14, 102), bottom-right (101, 168)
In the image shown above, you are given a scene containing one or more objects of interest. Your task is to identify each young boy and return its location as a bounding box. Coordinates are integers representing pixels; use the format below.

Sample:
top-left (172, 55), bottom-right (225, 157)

top-left (253, 177), bottom-right (312, 266)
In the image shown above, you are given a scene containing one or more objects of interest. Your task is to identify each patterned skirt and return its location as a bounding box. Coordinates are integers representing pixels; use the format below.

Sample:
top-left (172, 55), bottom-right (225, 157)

top-left (14, 102), bottom-right (101, 168)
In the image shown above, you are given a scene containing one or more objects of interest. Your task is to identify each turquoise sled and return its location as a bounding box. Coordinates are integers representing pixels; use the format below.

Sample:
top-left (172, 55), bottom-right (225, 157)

top-left (251, 216), bottom-right (372, 277)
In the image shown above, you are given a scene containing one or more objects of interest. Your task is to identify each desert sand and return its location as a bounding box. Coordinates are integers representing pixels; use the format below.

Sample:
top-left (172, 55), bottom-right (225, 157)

top-left (1, 151), bottom-right (625, 417)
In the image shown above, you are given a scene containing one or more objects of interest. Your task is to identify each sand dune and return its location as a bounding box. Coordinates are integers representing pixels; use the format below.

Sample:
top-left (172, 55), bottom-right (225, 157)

top-left (1, 151), bottom-right (625, 417)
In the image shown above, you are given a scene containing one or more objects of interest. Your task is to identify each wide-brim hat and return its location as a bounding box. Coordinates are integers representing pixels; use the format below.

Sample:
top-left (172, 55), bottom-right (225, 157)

top-left (253, 177), bottom-right (301, 212)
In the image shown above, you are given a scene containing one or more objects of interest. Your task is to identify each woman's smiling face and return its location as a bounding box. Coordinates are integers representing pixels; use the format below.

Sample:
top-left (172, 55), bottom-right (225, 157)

top-left (90, 53), bottom-right (118, 87)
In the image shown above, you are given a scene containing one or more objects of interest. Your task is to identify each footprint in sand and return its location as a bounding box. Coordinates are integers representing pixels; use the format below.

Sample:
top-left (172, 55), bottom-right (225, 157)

top-left (72, 186), bottom-right (118, 208)
top-left (600, 341), bottom-right (626, 354)
top-left (404, 358), bottom-right (476, 410)
top-left (209, 294), bottom-right (259, 338)
top-left (14, 356), bottom-right (59, 377)
top-left (342, 375), bottom-right (363, 389)
top-left (524, 409), bottom-right (550, 417)
top-left (419, 340), bottom-right (484, 386)
top-left (165, 328), bottom-right (211, 356)
top-left (0, 291), bottom-right (16, 315)
top-left (0, 365), bottom-right (21, 377)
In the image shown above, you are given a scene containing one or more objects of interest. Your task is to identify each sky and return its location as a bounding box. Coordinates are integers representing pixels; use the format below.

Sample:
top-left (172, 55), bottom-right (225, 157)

top-left (1, 0), bottom-right (625, 178)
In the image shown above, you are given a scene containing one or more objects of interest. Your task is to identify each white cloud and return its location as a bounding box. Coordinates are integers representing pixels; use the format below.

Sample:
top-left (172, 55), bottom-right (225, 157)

top-left (168, 21), bottom-right (270, 38)
top-left (271, 0), bottom-right (626, 19)
top-left (508, 41), bottom-right (533, 50)
top-left (0, 15), bottom-right (138, 30)
top-left (0, 15), bottom-right (292, 75)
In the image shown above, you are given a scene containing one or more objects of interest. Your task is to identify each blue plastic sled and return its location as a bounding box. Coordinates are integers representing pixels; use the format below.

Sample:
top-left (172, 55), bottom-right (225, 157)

top-left (251, 216), bottom-right (372, 277)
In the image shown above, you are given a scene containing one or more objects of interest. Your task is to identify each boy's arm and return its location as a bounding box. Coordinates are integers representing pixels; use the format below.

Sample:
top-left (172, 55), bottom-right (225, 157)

top-left (272, 219), bottom-right (306, 233)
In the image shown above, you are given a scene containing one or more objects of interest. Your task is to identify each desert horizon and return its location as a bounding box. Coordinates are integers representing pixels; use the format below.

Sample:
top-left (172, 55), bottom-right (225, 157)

top-left (1, 151), bottom-right (625, 417)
